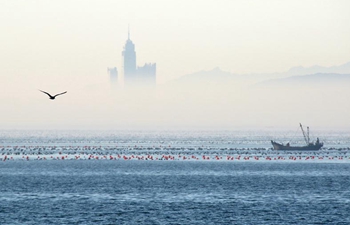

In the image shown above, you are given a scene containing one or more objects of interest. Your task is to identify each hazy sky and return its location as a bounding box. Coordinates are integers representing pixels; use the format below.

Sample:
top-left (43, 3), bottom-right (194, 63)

top-left (1, 0), bottom-right (350, 129)
top-left (1, 0), bottom-right (350, 82)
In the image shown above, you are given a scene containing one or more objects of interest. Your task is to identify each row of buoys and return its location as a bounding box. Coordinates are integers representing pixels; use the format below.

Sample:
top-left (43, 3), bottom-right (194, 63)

top-left (3, 145), bottom-right (350, 151)
top-left (1, 154), bottom-right (350, 161)
top-left (1, 149), bottom-right (350, 155)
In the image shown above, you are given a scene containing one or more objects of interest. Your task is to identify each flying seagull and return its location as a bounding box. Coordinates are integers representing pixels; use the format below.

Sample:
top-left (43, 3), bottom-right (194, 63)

top-left (39, 90), bottom-right (67, 100)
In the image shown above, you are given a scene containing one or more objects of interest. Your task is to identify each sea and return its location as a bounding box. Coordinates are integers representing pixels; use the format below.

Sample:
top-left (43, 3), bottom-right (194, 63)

top-left (1, 130), bottom-right (350, 224)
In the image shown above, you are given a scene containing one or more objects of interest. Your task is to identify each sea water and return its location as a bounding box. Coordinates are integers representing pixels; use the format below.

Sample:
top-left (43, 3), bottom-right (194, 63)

top-left (1, 130), bottom-right (350, 224)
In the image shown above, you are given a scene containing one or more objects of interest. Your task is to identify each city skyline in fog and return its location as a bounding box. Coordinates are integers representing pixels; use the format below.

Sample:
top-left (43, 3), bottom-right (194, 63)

top-left (1, 0), bottom-right (350, 129)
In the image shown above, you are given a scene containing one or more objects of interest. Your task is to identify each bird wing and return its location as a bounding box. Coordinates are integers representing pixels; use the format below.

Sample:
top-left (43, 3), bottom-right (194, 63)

top-left (53, 91), bottom-right (67, 97)
top-left (39, 90), bottom-right (53, 98)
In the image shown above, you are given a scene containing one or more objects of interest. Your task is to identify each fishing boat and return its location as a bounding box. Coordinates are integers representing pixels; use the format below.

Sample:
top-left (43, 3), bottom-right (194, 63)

top-left (271, 123), bottom-right (323, 150)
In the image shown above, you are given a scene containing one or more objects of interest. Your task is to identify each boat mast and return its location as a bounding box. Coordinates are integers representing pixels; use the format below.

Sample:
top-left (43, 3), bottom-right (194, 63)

top-left (307, 126), bottom-right (310, 144)
top-left (299, 123), bottom-right (309, 144)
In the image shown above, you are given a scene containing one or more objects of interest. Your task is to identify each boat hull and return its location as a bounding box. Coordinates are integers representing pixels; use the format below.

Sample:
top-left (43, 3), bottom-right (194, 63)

top-left (271, 141), bottom-right (323, 151)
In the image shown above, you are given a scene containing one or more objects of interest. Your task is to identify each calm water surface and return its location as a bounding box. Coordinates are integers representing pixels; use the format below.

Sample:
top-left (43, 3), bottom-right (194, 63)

top-left (1, 161), bottom-right (350, 224)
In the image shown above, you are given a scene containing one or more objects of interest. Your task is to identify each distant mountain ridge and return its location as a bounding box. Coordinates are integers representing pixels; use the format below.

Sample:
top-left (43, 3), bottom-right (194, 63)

top-left (287, 61), bottom-right (350, 76)
top-left (168, 61), bottom-right (350, 86)
top-left (258, 73), bottom-right (350, 87)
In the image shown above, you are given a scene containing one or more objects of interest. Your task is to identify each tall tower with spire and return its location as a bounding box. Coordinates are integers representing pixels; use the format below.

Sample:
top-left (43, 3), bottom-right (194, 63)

top-left (122, 27), bottom-right (136, 85)
top-left (121, 27), bottom-right (156, 87)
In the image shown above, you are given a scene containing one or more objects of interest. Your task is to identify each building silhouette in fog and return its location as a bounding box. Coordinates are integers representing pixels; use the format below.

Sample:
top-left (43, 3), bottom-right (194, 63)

top-left (122, 29), bottom-right (156, 87)
top-left (107, 67), bottom-right (118, 86)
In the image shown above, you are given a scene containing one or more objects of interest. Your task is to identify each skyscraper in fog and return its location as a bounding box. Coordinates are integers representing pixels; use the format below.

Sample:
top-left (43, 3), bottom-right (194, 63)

top-left (122, 29), bottom-right (156, 87)
top-left (122, 29), bottom-right (136, 83)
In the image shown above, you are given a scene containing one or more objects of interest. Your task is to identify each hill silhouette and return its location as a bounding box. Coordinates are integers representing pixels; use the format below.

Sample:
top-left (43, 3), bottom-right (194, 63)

top-left (257, 73), bottom-right (350, 87)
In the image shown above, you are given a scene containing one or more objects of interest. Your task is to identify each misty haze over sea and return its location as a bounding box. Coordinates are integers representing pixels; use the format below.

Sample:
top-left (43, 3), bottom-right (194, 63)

top-left (1, 1), bottom-right (350, 224)
top-left (2, 61), bottom-right (350, 130)
top-left (1, 0), bottom-right (350, 130)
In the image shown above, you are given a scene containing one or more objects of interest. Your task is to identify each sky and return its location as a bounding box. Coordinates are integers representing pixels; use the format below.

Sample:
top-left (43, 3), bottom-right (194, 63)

top-left (1, 0), bottom-right (350, 130)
